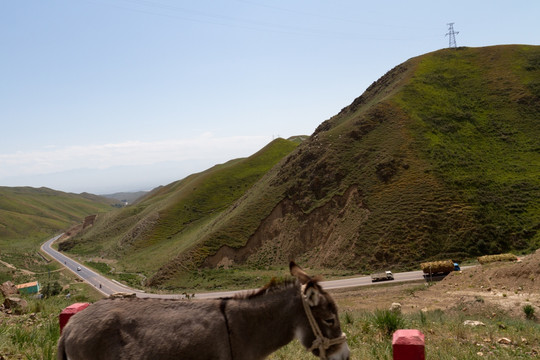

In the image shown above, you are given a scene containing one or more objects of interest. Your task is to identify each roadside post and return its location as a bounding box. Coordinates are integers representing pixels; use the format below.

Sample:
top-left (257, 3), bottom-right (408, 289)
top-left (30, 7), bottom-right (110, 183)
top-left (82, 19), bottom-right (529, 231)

top-left (392, 329), bottom-right (425, 360)
top-left (59, 302), bottom-right (90, 333)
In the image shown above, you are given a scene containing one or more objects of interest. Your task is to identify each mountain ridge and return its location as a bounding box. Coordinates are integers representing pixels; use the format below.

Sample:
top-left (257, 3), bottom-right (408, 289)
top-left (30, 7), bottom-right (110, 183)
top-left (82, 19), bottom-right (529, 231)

top-left (60, 45), bottom-right (539, 290)
top-left (149, 45), bottom-right (539, 288)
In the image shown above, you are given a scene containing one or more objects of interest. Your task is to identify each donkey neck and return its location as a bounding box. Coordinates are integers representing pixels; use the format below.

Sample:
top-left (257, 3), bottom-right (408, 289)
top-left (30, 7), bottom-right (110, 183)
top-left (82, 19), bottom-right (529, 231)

top-left (223, 282), bottom-right (303, 360)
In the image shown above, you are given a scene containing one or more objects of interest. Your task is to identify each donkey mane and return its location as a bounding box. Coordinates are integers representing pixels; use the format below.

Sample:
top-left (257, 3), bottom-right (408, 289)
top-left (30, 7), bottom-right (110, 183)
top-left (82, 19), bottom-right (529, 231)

top-left (232, 277), bottom-right (298, 300)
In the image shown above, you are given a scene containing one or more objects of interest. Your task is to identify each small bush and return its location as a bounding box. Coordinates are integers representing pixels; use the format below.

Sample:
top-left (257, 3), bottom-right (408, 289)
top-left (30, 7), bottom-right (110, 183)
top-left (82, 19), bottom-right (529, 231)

top-left (343, 312), bottom-right (354, 325)
top-left (372, 309), bottom-right (405, 337)
top-left (41, 281), bottom-right (62, 298)
top-left (419, 310), bottom-right (427, 326)
top-left (523, 304), bottom-right (535, 320)
top-left (85, 261), bottom-right (112, 274)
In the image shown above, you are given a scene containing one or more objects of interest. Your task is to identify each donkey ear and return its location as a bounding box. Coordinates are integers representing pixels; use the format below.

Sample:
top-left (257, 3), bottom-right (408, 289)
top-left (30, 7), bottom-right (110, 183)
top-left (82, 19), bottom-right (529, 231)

top-left (290, 261), bottom-right (311, 285)
top-left (302, 283), bottom-right (321, 306)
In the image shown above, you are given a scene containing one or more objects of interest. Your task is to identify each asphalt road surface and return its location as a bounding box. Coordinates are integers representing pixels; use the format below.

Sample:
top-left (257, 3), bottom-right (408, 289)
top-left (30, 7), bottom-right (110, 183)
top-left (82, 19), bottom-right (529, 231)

top-left (42, 235), bottom-right (430, 300)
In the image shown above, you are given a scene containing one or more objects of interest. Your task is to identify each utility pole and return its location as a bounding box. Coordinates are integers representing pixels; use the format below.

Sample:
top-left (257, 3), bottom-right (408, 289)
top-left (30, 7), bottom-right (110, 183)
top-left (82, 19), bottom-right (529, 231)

top-left (445, 22), bottom-right (459, 48)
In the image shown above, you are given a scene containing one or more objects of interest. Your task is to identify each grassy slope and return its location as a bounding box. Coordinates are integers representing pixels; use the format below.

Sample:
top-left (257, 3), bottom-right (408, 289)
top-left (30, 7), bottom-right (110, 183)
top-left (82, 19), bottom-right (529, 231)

top-left (62, 138), bottom-right (299, 275)
top-left (326, 45), bottom-right (539, 263)
top-left (0, 186), bottom-right (114, 284)
top-left (0, 187), bottom-right (113, 249)
top-left (338, 45), bottom-right (540, 262)
top-left (151, 45), bottom-right (540, 288)
top-left (397, 45), bottom-right (540, 254)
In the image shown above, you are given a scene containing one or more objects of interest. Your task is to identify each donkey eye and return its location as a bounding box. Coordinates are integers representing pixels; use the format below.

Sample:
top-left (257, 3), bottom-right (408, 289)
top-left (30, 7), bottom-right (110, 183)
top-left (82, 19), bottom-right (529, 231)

top-left (322, 318), bottom-right (335, 326)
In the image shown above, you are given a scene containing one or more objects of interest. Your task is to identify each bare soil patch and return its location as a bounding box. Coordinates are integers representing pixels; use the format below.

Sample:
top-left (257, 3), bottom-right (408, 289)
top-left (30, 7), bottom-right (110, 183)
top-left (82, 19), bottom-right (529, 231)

top-left (331, 250), bottom-right (540, 320)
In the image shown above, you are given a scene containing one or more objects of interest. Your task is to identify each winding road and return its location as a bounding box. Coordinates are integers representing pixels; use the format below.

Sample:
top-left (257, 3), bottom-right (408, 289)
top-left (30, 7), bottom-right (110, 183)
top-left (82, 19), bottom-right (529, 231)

top-left (41, 235), bottom-right (429, 300)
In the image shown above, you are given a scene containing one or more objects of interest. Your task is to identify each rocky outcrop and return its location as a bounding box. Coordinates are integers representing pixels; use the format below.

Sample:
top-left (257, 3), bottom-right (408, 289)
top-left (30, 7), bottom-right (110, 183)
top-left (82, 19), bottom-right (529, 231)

top-left (3, 296), bottom-right (28, 315)
top-left (0, 281), bottom-right (19, 297)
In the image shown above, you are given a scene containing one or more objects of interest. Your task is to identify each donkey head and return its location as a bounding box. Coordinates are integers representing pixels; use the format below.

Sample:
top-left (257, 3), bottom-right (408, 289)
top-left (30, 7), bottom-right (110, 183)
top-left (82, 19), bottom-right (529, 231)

top-left (290, 262), bottom-right (350, 360)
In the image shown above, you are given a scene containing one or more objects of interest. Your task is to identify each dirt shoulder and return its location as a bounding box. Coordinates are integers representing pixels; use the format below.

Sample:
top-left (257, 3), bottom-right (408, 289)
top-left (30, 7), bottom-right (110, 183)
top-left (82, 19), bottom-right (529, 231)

top-left (330, 250), bottom-right (540, 320)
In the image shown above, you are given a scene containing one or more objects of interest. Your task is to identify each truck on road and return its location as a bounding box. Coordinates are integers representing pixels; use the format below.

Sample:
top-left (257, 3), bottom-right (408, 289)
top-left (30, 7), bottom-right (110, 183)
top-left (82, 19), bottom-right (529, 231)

top-left (421, 260), bottom-right (460, 280)
top-left (371, 271), bottom-right (394, 282)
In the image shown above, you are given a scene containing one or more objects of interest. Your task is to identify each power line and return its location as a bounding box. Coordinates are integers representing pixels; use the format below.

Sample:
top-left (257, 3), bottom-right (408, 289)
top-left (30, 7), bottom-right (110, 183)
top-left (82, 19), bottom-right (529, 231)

top-left (445, 23), bottom-right (459, 48)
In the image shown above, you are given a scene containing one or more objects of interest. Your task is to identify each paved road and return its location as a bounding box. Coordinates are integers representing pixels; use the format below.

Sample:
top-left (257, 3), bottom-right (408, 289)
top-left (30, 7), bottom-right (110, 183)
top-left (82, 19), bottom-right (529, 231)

top-left (41, 235), bottom-right (429, 300)
top-left (41, 235), bottom-right (154, 297)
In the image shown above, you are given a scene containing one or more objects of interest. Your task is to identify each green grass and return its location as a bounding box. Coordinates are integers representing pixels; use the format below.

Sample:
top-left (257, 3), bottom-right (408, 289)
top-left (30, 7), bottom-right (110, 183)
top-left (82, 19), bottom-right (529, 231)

top-left (269, 307), bottom-right (540, 360)
top-left (2, 289), bottom-right (538, 359)
top-left (0, 187), bottom-right (114, 245)
top-left (0, 253), bottom-right (104, 360)
top-left (396, 46), bottom-right (540, 255)
top-left (0, 291), bottom-right (103, 360)
top-left (523, 304), bottom-right (535, 320)
top-left (0, 251), bottom-right (70, 295)
top-left (145, 139), bottom-right (297, 250)
top-left (372, 309), bottom-right (406, 337)
top-left (83, 261), bottom-right (146, 288)
top-left (84, 261), bottom-right (112, 274)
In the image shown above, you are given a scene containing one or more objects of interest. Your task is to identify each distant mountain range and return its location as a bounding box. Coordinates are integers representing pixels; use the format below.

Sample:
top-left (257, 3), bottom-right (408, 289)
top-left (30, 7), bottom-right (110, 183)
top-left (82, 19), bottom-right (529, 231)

top-left (101, 191), bottom-right (149, 205)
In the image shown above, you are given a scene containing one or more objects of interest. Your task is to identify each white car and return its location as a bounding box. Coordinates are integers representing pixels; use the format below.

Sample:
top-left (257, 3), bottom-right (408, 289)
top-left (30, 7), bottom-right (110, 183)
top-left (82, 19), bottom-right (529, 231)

top-left (77, 266), bottom-right (81, 271)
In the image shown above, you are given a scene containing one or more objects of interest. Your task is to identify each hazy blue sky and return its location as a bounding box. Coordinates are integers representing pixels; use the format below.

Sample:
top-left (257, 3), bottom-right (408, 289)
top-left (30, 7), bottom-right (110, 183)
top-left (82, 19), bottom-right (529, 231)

top-left (1, 1), bottom-right (538, 194)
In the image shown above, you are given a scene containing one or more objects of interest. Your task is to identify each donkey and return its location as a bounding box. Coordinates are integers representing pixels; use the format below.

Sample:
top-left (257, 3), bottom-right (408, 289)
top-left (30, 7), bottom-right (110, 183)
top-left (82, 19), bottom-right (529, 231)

top-left (57, 262), bottom-right (350, 360)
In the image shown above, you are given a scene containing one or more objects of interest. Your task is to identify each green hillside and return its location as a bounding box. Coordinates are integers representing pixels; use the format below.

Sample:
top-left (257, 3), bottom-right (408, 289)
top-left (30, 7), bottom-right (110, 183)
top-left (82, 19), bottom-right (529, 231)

top-left (59, 45), bottom-right (539, 291)
top-left (60, 138), bottom-right (300, 276)
top-left (147, 45), bottom-right (539, 288)
top-left (396, 45), bottom-right (540, 256)
top-left (0, 186), bottom-right (115, 272)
